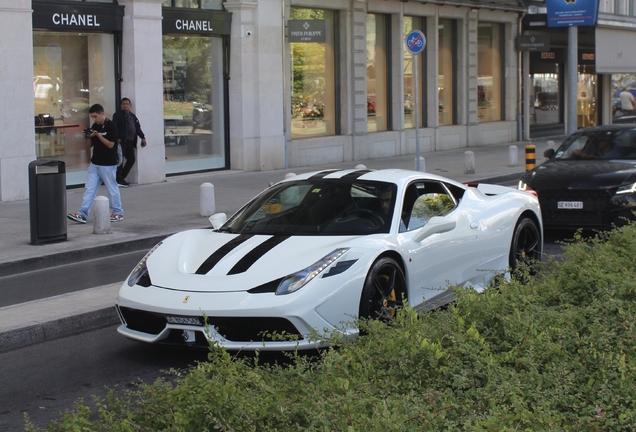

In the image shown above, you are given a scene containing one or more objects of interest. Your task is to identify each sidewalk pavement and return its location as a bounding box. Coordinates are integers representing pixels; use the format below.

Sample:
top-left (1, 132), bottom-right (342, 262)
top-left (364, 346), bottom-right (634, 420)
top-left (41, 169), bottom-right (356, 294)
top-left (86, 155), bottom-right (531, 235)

top-left (0, 136), bottom-right (563, 352)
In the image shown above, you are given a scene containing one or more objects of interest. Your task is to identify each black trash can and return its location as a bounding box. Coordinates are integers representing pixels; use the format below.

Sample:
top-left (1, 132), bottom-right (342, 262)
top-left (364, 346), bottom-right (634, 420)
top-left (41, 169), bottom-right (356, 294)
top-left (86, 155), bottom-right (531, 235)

top-left (29, 160), bottom-right (67, 245)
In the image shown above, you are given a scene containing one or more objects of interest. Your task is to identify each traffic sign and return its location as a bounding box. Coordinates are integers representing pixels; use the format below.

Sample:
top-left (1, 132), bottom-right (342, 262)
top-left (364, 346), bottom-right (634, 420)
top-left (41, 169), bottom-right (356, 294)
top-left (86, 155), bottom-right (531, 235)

top-left (405, 30), bottom-right (426, 55)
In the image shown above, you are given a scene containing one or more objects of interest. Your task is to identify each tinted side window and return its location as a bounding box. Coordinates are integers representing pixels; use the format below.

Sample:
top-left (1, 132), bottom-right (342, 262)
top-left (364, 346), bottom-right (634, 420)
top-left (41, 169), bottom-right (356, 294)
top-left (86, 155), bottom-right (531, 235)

top-left (400, 182), bottom-right (457, 232)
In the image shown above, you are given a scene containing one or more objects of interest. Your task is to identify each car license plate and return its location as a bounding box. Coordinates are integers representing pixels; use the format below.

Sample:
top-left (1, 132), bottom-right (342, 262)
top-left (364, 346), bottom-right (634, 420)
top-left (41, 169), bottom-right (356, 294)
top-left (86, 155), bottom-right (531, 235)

top-left (557, 201), bottom-right (583, 209)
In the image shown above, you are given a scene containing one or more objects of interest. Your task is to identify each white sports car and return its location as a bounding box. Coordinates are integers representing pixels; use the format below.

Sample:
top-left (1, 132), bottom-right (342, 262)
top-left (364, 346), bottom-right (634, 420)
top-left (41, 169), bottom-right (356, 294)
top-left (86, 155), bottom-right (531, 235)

top-left (116, 169), bottom-right (542, 350)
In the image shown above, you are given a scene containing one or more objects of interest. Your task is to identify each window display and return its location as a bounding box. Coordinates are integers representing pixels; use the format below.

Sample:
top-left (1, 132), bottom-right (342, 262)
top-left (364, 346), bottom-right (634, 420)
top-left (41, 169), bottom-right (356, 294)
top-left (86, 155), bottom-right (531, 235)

top-left (289, 8), bottom-right (336, 138)
top-left (367, 13), bottom-right (388, 132)
top-left (33, 31), bottom-right (116, 186)
top-left (477, 22), bottom-right (503, 122)
top-left (438, 19), bottom-right (455, 126)
top-left (163, 35), bottom-right (226, 173)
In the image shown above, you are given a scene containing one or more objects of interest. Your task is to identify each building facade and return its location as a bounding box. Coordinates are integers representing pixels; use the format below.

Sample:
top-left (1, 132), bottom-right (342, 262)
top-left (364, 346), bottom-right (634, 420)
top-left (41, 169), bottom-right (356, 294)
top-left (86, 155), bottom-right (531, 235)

top-left (2, 0), bottom-right (632, 203)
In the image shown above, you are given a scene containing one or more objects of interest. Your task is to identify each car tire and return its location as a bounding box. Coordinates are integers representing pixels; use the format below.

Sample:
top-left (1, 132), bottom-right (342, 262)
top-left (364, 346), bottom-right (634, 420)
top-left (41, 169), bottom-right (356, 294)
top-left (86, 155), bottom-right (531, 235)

top-left (359, 257), bottom-right (406, 320)
top-left (509, 217), bottom-right (542, 279)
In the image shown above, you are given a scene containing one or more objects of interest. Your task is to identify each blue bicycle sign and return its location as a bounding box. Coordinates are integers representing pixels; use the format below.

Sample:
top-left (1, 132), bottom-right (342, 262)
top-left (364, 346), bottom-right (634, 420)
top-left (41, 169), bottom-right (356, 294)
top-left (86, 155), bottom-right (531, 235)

top-left (405, 30), bottom-right (426, 55)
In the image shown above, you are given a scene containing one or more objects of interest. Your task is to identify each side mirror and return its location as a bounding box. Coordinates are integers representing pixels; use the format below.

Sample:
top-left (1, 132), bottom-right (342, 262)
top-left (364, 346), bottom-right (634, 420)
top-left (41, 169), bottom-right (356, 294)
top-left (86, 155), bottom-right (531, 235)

top-left (412, 216), bottom-right (456, 243)
top-left (543, 148), bottom-right (555, 159)
top-left (208, 213), bottom-right (227, 229)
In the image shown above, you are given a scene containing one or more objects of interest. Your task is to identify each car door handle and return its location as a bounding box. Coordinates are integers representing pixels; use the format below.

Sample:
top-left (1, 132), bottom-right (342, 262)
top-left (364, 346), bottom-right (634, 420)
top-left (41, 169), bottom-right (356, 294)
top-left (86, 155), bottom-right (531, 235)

top-left (470, 222), bottom-right (479, 229)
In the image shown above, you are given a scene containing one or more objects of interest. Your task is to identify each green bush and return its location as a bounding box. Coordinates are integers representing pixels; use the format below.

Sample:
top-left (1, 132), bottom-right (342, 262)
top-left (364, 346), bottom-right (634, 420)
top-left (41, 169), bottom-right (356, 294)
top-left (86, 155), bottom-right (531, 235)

top-left (29, 224), bottom-right (636, 431)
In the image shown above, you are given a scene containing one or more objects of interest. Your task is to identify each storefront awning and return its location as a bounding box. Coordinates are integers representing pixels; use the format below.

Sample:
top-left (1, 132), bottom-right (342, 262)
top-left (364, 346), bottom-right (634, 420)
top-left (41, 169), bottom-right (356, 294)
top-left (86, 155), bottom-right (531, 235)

top-left (595, 27), bottom-right (636, 73)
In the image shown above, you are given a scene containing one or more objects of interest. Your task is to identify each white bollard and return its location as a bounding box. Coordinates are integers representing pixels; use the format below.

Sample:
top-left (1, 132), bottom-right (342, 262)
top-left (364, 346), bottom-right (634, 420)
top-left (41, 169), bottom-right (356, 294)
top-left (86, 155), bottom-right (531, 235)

top-left (464, 151), bottom-right (475, 175)
top-left (200, 182), bottom-right (216, 217)
top-left (285, 173), bottom-right (297, 179)
top-left (508, 145), bottom-right (518, 167)
top-left (355, 164), bottom-right (367, 170)
top-left (547, 140), bottom-right (555, 151)
top-left (414, 157), bottom-right (426, 172)
top-left (93, 196), bottom-right (112, 234)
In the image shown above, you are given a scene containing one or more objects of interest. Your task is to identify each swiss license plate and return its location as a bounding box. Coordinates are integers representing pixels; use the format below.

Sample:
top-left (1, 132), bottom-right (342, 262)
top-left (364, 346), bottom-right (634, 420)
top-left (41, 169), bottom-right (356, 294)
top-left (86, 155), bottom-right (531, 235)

top-left (557, 201), bottom-right (583, 209)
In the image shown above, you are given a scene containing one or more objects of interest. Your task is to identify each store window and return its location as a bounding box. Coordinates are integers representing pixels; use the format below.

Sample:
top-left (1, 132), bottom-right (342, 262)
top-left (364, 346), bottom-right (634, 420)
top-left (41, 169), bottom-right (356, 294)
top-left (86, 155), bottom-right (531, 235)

top-left (289, 8), bottom-right (336, 139)
top-left (610, 73), bottom-right (636, 120)
top-left (477, 22), bottom-right (504, 122)
top-left (404, 16), bottom-right (426, 129)
top-left (162, 35), bottom-right (226, 174)
top-left (33, 32), bottom-right (116, 185)
top-left (577, 65), bottom-right (597, 128)
top-left (163, 0), bottom-right (224, 10)
top-left (438, 19), bottom-right (456, 126)
top-left (367, 13), bottom-right (390, 132)
top-left (531, 68), bottom-right (560, 126)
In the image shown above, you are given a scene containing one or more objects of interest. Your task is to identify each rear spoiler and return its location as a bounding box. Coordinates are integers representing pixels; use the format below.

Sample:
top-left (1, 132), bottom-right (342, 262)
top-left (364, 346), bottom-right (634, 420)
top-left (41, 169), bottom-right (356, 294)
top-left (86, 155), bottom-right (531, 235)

top-left (463, 181), bottom-right (516, 196)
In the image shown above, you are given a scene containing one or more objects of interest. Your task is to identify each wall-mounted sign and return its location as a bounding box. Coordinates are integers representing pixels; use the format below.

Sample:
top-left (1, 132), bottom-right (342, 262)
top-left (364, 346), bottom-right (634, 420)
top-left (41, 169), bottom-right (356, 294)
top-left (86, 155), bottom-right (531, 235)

top-left (33, 2), bottom-right (124, 31)
top-left (163, 10), bottom-right (231, 35)
top-left (288, 21), bottom-right (326, 43)
top-left (546, 0), bottom-right (599, 27)
top-left (518, 35), bottom-right (550, 51)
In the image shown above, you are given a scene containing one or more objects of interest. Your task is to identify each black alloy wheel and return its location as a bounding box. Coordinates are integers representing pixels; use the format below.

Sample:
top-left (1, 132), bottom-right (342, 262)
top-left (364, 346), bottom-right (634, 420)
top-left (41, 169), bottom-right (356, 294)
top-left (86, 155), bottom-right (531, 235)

top-left (359, 257), bottom-right (406, 320)
top-left (509, 217), bottom-right (542, 279)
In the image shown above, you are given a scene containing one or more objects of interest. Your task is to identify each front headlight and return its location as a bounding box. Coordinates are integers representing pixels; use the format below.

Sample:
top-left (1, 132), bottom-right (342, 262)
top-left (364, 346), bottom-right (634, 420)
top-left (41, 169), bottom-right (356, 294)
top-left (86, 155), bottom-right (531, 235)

top-left (276, 248), bottom-right (349, 295)
top-left (518, 180), bottom-right (538, 198)
top-left (616, 183), bottom-right (636, 195)
top-left (127, 241), bottom-right (163, 287)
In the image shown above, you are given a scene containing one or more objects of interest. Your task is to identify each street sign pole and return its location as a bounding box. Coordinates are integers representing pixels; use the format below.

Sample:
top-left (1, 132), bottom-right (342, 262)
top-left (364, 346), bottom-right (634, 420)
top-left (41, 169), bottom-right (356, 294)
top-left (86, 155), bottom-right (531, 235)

top-left (405, 30), bottom-right (426, 171)
top-left (413, 54), bottom-right (420, 171)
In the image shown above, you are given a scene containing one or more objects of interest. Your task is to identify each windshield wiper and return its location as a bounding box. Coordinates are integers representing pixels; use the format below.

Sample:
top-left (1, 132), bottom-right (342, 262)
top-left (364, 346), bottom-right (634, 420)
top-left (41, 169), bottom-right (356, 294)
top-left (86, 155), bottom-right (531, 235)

top-left (217, 226), bottom-right (240, 234)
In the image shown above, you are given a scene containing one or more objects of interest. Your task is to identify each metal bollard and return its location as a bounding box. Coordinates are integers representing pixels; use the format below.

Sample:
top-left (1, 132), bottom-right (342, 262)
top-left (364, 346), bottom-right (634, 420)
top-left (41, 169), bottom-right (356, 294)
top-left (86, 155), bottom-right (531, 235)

top-left (508, 145), bottom-right (518, 167)
top-left (414, 156), bottom-right (426, 172)
top-left (355, 164), bottom-right (367, 170)
top-left (464, 151), bottom-right (475, 175)
top-left (93, 196), bottom-right (112, 234)
top-left (285, 173), bottom-right (297, 179)
top-left (525, 144), bottom-right (536, 171)
top-left (200, 182), bottom-right (216, 217)
top-left (547, 140), bottom-right (555, 151)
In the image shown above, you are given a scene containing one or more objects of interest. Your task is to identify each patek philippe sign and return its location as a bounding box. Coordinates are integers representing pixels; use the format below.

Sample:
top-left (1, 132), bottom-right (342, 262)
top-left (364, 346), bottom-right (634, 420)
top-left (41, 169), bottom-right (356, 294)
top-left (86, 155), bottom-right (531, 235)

top-left (546, 0), bottom-right (600, 27)
top-left (518, 35), bottom-right (550, 51)
top-left (162, 10), bottom-right (231, 35)
top-left (32, 3), bottom-right (124, 31)
top-left (288, 21), bottom-right (326, 43)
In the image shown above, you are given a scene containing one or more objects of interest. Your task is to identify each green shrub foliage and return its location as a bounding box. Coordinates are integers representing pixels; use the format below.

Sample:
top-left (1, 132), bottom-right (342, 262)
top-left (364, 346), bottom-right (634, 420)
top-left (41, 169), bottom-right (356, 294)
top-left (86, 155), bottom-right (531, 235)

top-left (30, 224), bottom-right (636, 431)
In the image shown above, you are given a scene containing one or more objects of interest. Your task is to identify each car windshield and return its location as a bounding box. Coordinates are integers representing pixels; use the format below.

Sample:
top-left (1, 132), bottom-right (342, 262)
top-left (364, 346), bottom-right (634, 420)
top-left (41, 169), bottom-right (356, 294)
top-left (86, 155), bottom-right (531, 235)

top-left (222, 179), bottom-right (398, 235)
top-left (554, 129), bottom-right (636, 160)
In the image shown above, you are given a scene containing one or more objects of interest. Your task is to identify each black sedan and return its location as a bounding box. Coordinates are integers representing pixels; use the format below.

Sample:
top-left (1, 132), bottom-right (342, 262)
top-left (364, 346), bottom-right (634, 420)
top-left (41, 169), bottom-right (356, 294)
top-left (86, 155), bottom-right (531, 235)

top-left (518, 125), bottom-right (636, 230)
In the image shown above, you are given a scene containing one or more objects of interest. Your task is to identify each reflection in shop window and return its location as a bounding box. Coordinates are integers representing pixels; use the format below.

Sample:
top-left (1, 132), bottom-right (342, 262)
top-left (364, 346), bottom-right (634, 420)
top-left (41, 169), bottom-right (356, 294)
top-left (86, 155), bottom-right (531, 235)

top-left (33, 32), bottom-right (116, 186)
top-left (404, 16), bottom-right (426, 129)
top-left (289, 8), bottom-right (336, 138)
top-left (477, 22), bottom-right (503, 122)
top-left (530, 69), bottom-right (560, 126)
top-left (163, 35), bottom-right (226, 174)
top-left (611, 73), bottom-right (636, 120)
top-left (577, 65), bottom-right (597, 128)
top-left (367, 13), bottom-right (389, 132)
top-left (438, 19), bottom-right (455, 126)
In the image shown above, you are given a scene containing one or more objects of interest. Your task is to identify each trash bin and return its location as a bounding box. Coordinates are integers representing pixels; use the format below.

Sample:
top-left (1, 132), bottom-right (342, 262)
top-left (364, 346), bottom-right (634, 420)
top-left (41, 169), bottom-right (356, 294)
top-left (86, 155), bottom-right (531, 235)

top-left (29, 159), bottom-right (67, 245)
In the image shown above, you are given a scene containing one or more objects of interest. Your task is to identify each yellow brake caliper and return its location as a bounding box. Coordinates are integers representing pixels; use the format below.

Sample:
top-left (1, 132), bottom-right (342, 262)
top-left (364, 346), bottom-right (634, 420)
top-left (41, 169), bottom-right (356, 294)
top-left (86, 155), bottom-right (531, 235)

top-left (379, 275), bottom-right (397, 318)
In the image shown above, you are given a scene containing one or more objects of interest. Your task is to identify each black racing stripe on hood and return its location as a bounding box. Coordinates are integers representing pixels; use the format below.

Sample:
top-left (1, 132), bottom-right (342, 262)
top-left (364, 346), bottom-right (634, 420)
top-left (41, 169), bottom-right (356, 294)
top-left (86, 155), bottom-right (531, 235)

top-left (308, 169), bottom-right (340, 180)
top-left (227, 235), bottom-right (291, 275)
top-left (195, 234), bottom-right (254, 275)
top-left (341, 170), bottom-right (371, 180)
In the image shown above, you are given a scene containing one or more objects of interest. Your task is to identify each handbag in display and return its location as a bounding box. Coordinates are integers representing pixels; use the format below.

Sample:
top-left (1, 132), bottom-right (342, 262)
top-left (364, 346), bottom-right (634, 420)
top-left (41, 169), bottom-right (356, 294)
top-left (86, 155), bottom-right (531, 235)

top-left (35, 114), bottom-right (54, 127)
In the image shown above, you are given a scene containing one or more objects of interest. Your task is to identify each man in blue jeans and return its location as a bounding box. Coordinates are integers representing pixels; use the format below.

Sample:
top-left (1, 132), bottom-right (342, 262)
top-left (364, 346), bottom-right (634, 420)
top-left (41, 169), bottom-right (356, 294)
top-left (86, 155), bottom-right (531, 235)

top-left (67, 104), bottom-right (123, 224)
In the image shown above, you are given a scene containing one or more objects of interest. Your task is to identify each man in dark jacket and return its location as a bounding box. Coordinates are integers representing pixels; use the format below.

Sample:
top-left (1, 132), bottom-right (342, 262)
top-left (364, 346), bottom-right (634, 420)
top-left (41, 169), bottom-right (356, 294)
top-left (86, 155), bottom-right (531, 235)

top-left (113, 97), bottom-right (146, 187)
